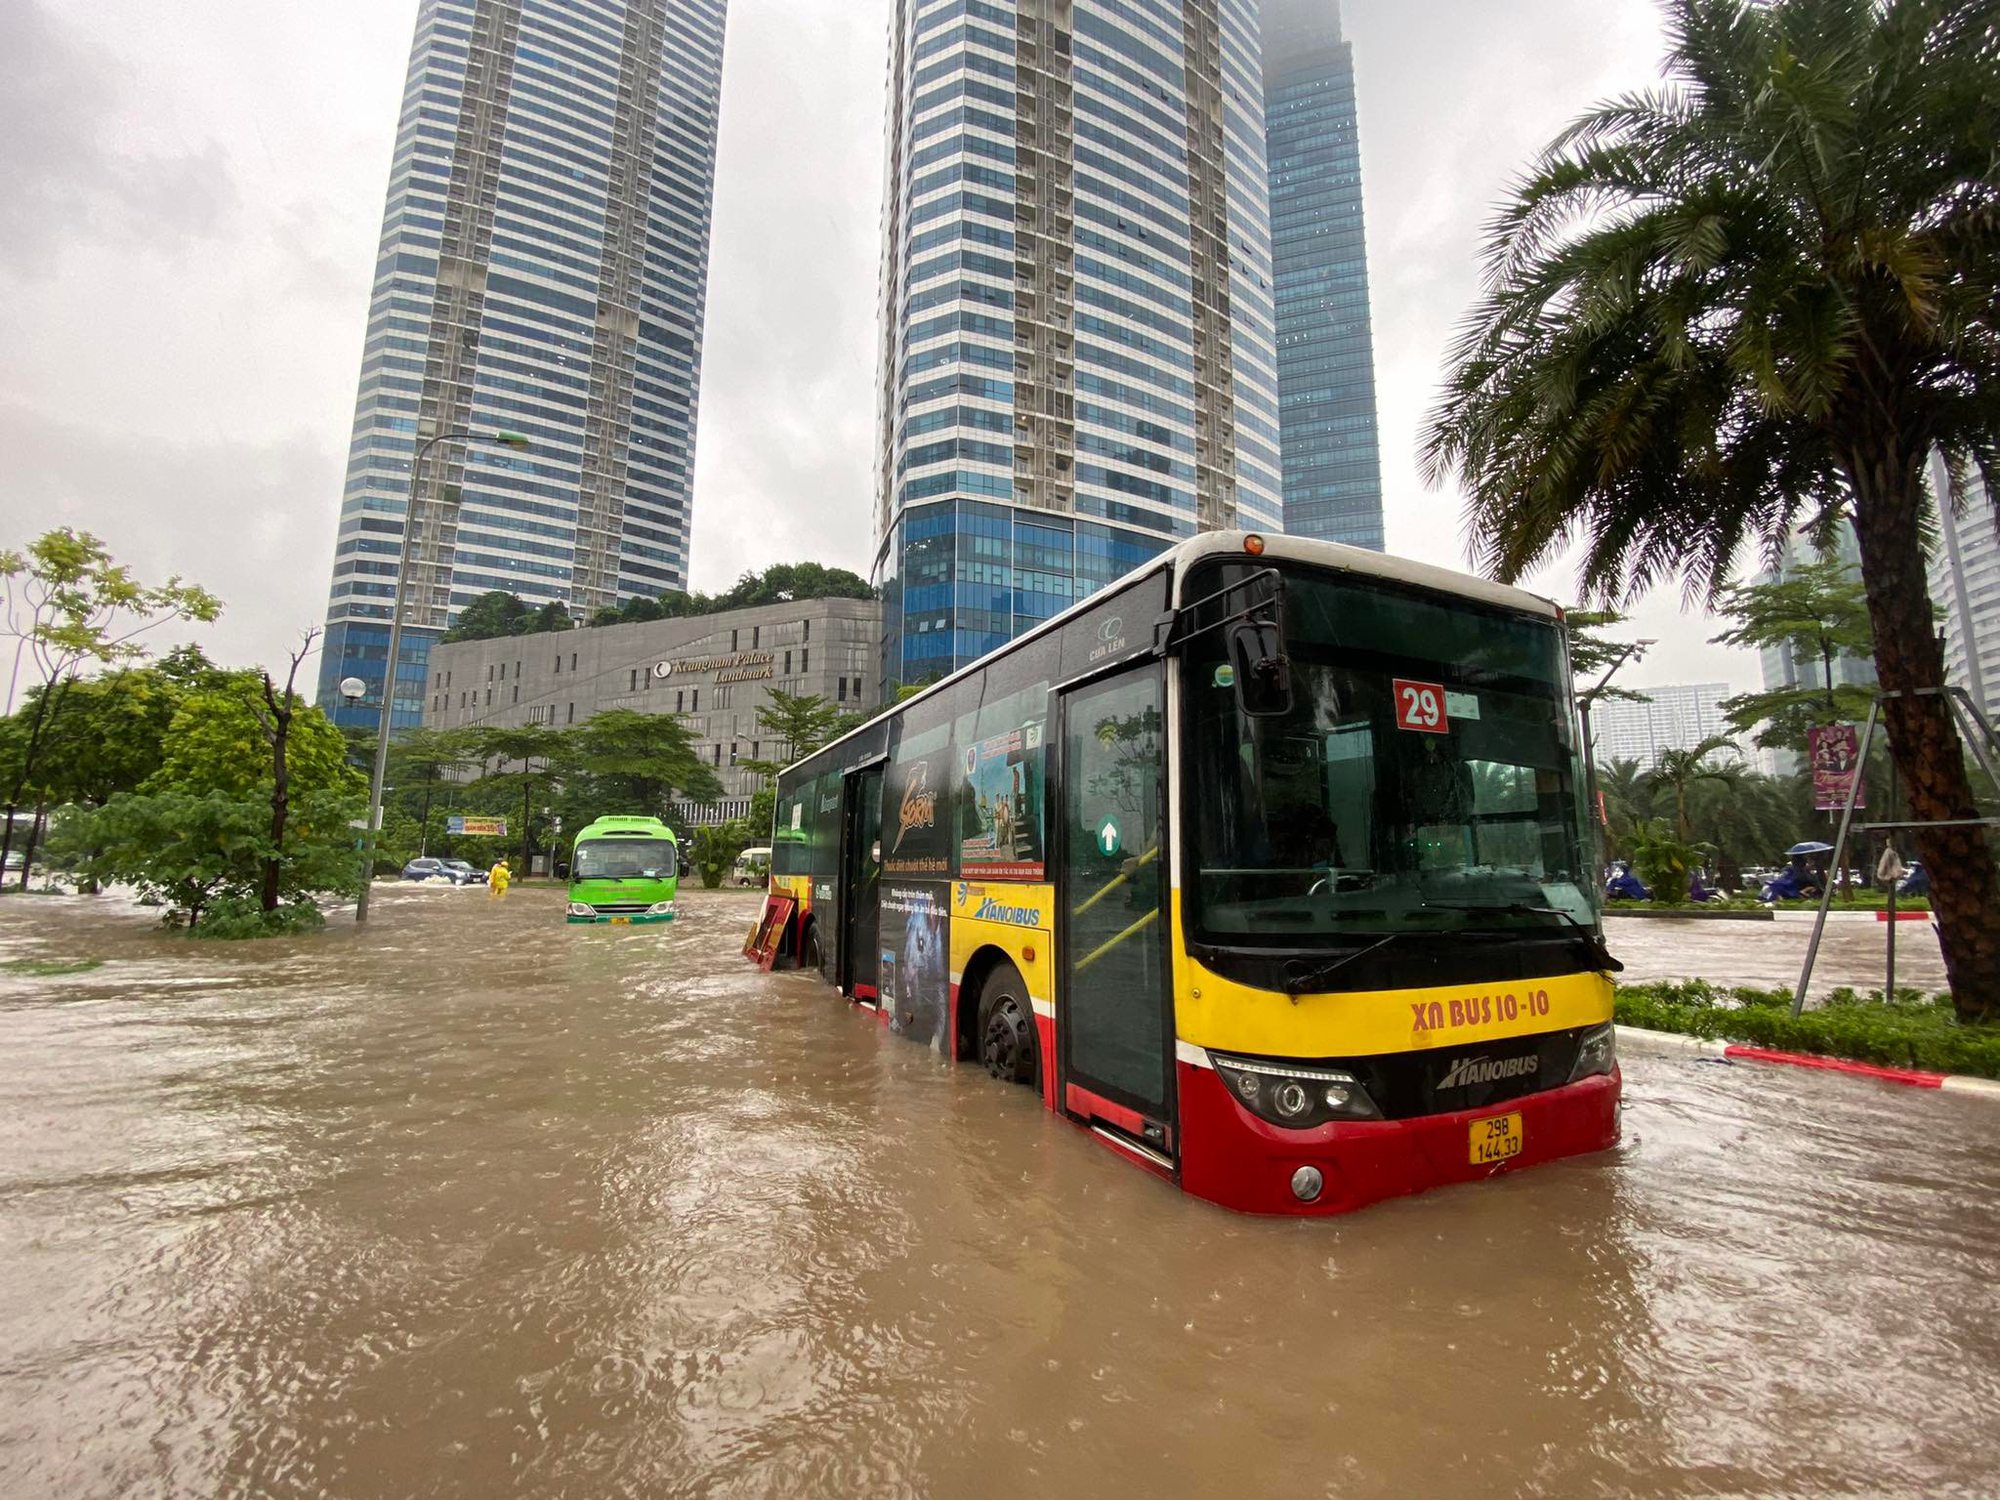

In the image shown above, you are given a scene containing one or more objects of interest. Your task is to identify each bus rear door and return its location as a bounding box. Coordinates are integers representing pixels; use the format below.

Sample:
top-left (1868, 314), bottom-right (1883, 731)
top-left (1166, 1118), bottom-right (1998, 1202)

top-left (839, 763), bottom-right (886, 1004)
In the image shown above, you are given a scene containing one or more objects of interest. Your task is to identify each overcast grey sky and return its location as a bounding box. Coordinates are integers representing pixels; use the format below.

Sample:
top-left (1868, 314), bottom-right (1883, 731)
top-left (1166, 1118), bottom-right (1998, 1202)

top-left (0, 0), bottom-right (1753, 694)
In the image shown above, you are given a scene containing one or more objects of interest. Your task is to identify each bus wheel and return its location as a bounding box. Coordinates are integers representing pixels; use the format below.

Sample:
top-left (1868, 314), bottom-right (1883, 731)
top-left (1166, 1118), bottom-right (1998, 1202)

top-left (977, 964), bottom-right (1038, 1087)
top-left (800, 919), bottom-right (824, 975)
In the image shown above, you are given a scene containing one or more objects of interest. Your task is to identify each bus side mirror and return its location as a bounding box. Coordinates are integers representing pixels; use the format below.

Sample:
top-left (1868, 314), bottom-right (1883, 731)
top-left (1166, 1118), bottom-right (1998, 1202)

top-left (1228, 618), bottom-right (1293, 718)
top-left (554, 861), bottom-right (569, 880)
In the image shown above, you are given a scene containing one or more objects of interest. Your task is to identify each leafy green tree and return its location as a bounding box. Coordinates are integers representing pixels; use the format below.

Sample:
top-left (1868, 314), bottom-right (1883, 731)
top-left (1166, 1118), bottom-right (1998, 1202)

top-left (745, 784), bottom-right (776, 845)
top-left (383, 727), bottom-right (476, 857)
top-left (1421, 0), bottom-right (2000, 1018)
top-left (1627, 819), bottom-right (1711, 906)
top-left (1711, 556), bottom-right (1876, 753)
top-left (462, 723), bottom-right (565, 873)
top-left (47, 788), bottom-right (362, 930)
top-left (688, 820), bottom-right (751, 889)
top-left (441, 591), bottom-right (531, 643)
top-left (1565, 609), bottom-right (1651, 705)
top-left (440, 592), bottom-right (574, 642)
top-left (0, 529), bottom-right (221, 885)
top-left (564, 708), bottom-right (722, 813)
top-left (637, 562), bottom-right (877, 623)
top-left (1686, 769), bottom-right (1810, 888)
top-left (1597, 757), bottom-right (1654, 859)
top-left (20, 667), bottom-right (184, 808)
top-left (151, 676), bottom-right (360, 802)
top-left (738, 690), bottom-right (859, 834)
top-left (530, 600), bottom-right (573, 634)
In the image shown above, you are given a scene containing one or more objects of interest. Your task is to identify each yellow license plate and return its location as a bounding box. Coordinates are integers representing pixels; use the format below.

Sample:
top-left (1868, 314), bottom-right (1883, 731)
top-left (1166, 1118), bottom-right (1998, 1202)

top-left (1469, 1112), bottom-right (1523, 1165)
top-left (610, 916), bottom-right (631, 925)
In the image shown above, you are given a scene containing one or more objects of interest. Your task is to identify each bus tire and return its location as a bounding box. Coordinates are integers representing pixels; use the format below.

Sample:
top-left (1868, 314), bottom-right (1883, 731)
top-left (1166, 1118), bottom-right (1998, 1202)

top-left (799, 918), bottom-right (825, 976)
top-left (976, 962), bottom-right (1038, 1088)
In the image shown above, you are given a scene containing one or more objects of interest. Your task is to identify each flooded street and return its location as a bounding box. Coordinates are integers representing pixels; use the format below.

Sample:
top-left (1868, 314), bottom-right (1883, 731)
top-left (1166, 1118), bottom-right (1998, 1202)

top-left (1607, 912), bottom-right (1949, 998)
top-left (4, 886), bottom-right (1998, 1499)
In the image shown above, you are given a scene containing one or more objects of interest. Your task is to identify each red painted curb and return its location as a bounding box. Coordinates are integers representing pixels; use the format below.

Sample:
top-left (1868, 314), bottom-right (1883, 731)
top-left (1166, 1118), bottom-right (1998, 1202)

top-left (1722, 1045), bottom-right (1945, 1089)
top-left (1874, 909), bottom-right (1929, 922)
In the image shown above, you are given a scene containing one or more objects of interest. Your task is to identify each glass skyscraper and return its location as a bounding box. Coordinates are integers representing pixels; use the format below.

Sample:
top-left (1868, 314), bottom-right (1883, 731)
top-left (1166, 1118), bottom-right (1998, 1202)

top-left (1261, 0), bottom-right (1383, 548)
top-left (872, 0), bottom-right (1286, 690)
top-left (317, 0), bottom-right (728, 728)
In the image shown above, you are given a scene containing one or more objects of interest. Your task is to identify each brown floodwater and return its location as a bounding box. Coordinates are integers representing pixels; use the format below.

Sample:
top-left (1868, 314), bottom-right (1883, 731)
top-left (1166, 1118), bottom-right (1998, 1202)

top-left (3, 884), bottom-right (1997, 1499)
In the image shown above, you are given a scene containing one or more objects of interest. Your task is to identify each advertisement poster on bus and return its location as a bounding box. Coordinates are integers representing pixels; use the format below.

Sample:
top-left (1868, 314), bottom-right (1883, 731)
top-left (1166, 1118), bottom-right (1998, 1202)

top-left (1809, 723), bottom-right (1866, 811)
top-left (959, 722), bottom-right (1045, 879)
top-left (878, 882), bottom-right (948, 1051)
top-left (883, 746), bottom-right (953, 876)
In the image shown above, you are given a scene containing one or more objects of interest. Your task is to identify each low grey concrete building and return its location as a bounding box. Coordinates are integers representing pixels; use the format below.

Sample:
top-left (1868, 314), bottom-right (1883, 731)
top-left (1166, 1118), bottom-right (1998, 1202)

top-left (422, 598), bottom-right (882, 822)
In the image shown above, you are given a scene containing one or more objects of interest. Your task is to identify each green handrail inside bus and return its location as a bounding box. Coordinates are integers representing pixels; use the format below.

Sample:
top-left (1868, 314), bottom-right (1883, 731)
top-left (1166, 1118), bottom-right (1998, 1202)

top-left (1074, 843), bottom-right (1159, 919)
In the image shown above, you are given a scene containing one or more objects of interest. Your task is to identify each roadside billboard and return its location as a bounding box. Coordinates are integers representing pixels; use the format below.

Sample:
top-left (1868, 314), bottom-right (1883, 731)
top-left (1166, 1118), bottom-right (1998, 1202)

top-left (1809, 724), bottom-right (1865, 811)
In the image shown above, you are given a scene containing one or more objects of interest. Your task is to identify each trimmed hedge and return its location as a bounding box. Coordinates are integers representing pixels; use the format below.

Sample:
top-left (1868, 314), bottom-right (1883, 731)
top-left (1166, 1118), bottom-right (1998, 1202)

top-left (1615, 979), bottom-right (2000, 1080)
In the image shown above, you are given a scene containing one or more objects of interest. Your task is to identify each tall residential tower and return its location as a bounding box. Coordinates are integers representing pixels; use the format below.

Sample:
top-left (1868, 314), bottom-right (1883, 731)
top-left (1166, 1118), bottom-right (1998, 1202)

top-left (1928, 458), bottom-right (1998, 719)
top-left (872, 0), bottom-right (1285, 689)
top-left (317, 0), bottom-right (728, 728)
top-left (1261, 0), bottom-right (1383, 547)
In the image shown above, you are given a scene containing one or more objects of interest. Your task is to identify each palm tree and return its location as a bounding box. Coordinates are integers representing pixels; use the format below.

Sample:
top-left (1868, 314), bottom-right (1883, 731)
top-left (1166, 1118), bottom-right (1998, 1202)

top-left (1597, 757), bottom-right (1653, 858)
top-left (1643, 737), bottom-right (1744, 842)
top-left (1423, 0), bottom-right (2000, 1020)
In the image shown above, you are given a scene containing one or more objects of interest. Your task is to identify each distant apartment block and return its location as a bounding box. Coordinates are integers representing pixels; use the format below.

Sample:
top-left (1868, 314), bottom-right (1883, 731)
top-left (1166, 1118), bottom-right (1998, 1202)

top-left (1591, 683), bottom-right (1739, 769)
top-left (318, 0), bottom-right (729, 730)
top-left (1261, 0), bottom-right (1384, 548)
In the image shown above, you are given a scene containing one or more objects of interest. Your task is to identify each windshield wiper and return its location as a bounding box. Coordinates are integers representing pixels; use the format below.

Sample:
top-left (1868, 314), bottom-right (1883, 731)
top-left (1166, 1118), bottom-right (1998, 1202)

top-left (1418, 901), bottom-right (1623, 973)
top-left (1282, 933), bottom-right (1403, 996)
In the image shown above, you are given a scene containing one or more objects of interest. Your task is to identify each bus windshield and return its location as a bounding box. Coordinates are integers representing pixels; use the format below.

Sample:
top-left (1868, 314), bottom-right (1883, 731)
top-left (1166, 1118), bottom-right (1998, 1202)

top-left (1186, 564), bottom-right (1595, 942)
top-left (572, 838), bottom-right (675, 881)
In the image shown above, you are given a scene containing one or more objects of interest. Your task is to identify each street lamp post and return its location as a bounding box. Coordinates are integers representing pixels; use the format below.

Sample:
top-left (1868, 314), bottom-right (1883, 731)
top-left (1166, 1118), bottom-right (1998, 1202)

top-left (1575, 637), bottom-right (1657, 876)
top-left (355, 428), bottom-right (529, 925)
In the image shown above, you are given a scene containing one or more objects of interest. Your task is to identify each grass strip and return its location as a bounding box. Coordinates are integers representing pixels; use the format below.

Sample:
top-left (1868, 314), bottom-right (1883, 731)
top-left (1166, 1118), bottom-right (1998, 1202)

top-left (1, 957), bottom-right (105, 977)
top-left (1616, 979), bottom-right (2000, 1081)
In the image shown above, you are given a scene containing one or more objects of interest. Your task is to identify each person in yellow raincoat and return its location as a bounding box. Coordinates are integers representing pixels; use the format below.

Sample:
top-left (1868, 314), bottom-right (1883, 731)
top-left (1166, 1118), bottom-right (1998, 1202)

top-left (488, 858), bottom-right (511, 897)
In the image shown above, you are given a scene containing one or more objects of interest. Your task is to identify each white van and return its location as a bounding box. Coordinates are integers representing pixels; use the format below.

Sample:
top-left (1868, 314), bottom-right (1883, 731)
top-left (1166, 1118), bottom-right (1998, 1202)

top-left (731, 846), bottom-right (772, 887)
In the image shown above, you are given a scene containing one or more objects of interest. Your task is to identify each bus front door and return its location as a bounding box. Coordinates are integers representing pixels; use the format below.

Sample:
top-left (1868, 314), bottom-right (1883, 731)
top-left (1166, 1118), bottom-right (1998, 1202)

top-left (1057, 664), bottom-right (1175, 1165)
top-left (840, 764), bottom-right (885, 1003)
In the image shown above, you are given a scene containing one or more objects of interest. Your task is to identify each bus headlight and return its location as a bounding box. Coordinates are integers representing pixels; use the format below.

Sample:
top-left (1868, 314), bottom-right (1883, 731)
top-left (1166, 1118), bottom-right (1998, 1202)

top-left (1568, 1024), bottom-right (1617, 1082)
top-left (647, 900), bottom-right (675, 915)
top-left (1210, 1054), bottom-right (1382, 1128)
top-left (567, 902), bottom-right (596, 918)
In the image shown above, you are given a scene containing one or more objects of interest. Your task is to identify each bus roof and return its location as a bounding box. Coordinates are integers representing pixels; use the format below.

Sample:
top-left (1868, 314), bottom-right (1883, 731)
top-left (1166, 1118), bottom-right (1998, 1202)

top-left (786, 530), bottom-right (1559, 779)
top-left (574, 816), bottom-right (676, 840)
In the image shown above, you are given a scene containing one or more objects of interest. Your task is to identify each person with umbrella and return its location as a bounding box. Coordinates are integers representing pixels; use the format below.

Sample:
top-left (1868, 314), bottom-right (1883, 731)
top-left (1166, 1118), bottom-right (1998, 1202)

top-left (1761, 842), bottom-right (1830, 901)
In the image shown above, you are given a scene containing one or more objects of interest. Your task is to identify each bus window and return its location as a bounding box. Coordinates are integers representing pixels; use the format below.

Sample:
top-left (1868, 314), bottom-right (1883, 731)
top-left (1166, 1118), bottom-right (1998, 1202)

top-left (1186, 569), bottom-right (1592, 941)
top-left (958, 651), bottom-right (1051, 882)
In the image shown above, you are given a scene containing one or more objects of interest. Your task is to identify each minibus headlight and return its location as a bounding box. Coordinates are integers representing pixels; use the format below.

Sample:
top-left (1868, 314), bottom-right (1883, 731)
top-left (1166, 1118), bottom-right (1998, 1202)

top-left (567, 902), bottom-right (595, 918)
top-left (1568, 1023), bottom-right (1617, 1082)
top-left (1210, 1054), bottom-right (1381, 1128)
top-left (647, 900), bottom-right (676, 915)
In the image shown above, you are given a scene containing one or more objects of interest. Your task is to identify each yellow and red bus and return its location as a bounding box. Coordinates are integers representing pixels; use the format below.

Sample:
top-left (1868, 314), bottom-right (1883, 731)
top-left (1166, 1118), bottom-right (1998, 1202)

top-left (754, 532), bottom-right (1620, 1214)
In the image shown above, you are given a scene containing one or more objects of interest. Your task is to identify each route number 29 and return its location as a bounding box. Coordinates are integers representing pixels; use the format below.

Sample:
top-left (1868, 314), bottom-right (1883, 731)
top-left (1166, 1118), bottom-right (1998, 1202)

top-left (1393, 679), bottom-right (1450, 734)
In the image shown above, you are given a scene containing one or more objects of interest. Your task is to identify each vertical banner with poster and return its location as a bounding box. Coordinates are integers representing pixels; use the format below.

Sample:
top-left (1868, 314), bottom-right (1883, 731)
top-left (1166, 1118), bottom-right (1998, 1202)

top-left (1809, 723), bottom-right (1866, 811)
top-left (880, 743), bottom-right (955, 1052)
top-left (958, 722), bottom-right (1046, 879)
top-left (878, 882), bottom-right (948, 1050)
top-left (883, 747), bottom-right (953, 878)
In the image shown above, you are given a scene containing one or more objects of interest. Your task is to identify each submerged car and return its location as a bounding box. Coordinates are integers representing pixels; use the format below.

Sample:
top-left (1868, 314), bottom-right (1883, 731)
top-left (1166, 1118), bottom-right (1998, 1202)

top-left (401, 857), bottom-right (484, 885)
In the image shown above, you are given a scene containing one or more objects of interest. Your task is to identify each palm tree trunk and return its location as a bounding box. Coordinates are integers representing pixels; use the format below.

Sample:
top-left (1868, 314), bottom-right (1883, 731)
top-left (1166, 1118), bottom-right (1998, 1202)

top-left (1845, 440), bottom-right (2000, 1022)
